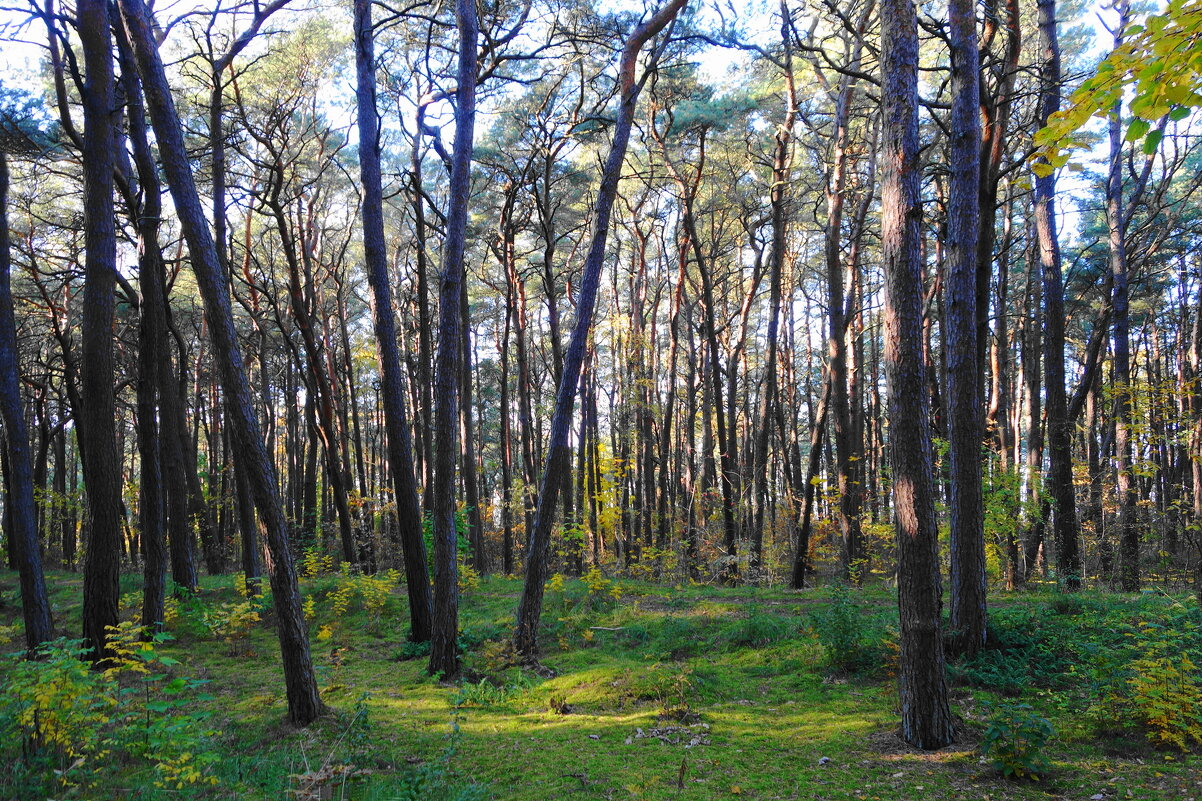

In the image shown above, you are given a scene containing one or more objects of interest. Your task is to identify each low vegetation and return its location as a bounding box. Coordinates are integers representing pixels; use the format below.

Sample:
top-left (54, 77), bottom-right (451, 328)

top-left (2, 568), bottom-right (1201, 799)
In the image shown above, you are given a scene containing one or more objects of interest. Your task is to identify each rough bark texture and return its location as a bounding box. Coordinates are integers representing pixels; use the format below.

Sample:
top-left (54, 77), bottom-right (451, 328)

top-left (115, 21), bottom-right (169, 634)
top-left (1034, 0), bottom-right (1082, 591)
top-left (428, 0), bottom-right (479, 680)
top-left (514, 0), bottom-right (689, 658)
top-left (946, 0), bottom-right (987, 655)
top-left (1107, 0), bottom-right (1138, 592)
top-left (118, 0), bottom-right (325, 724)
top-left (354, 0), bottom-right (433, 641)
top-left (79, 0), bottom-right (124, 661)
top-left (880, 0), bottom-right (955, 750)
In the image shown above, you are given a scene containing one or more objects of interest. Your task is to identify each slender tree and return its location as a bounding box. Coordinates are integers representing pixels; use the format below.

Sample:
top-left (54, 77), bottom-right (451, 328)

top-left (1106, 0), bottom-right (1140, 592)
top-left (514, 0), bottom-right (689, 659)
top-left (428, 0), bottom-right (480, 680)
top-left (1033, 0), bottom-right (1082, 591)
top-left (117, 0), bottom-right (325, 724)
top-left (114, 20), bottom-right (169, 635)
top-left (78, 0), bottom-right (123, 661)
top-left (0, 146), bottom-right (52, 651)
top-left (946, 0), bottom-right (987, 654)
top-left (354, 0), bottom-right (434, 642)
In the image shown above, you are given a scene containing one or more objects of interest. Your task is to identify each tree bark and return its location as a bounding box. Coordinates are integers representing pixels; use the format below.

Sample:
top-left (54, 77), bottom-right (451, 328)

top-left (78, 0), bottom-right (123, 661)
top-left (114, 20), bottom-right (169, 634)
top-left (428, 0), bottom-right (479, 680)
top-left (1107, 0), bottom-right (1139, 592)
top-left (751, 0), bottom-right (798, 572)
top-left (881, 0), bottom-right (954, 749)
top-left (0, 152), bottom-right (52, 651)
top-left (946, 0), bottom-right (987, 655)
top-left (118, 0), bottom-right (325, 724)
top-left (1034, 0), bottom-right (1082, 591)
top-left (354, 0), bottom-right (433, 641)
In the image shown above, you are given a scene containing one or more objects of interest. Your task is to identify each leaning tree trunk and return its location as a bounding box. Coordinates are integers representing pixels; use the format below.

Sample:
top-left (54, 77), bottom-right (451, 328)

top-left (354, 0), bottom-right (433, 641)
top-left (881, 0), bottom-right (955, 749)
top-left (427, 0), bottom-right (479, 681)
top-left (115, 22), bottom-right (169, 635)
top-left (117, 0), bottom-right (324, 725)
top-left (513, 0), bottom-right (689, 659)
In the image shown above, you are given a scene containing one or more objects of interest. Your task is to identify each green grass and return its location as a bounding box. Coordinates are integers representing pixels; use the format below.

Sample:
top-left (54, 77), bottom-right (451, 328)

top-left (1, 569), bottom-right (1201, 799)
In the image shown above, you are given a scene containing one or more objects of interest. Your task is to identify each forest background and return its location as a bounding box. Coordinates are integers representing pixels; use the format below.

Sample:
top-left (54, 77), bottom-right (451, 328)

top-left (1, 0), bottom-right (1202, 796)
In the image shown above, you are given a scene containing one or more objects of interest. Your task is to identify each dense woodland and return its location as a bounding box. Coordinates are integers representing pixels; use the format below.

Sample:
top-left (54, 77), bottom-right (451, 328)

top-left (2, 0), bottom-right (1202, 795)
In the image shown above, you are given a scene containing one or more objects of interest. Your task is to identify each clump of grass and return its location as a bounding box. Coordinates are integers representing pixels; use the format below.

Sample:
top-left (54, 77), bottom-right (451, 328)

top-left (650, 615), bottom-right (711, 659)
top-left (720, 608), bottom-right (795, 648)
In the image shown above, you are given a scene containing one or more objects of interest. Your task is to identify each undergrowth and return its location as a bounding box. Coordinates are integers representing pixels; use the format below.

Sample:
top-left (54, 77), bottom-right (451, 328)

top-left (2, 571), bottom-right (1201, 800)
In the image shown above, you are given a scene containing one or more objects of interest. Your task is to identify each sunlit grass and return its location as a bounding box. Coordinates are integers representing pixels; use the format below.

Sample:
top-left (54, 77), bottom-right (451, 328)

top-left (1, 570), bottom-right (1201, 799)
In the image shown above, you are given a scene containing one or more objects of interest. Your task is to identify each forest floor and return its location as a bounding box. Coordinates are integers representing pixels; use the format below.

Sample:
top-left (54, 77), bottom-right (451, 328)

top-left (2, 568), bottom-right (1202, 800)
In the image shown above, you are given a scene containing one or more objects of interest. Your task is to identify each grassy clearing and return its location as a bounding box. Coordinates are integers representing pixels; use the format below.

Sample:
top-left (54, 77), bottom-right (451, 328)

top-left (1, 569), bottom-right (1201, 800)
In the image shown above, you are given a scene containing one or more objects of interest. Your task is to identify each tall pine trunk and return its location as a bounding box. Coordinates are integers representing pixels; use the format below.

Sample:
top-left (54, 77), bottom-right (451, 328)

top-left (354, 0), bottom-right (433, 641)
top-left (0, 152), bottom-right (52, 651)
top-left (1034, 0), bottom-right (1082, 591)
top-left (881, 0), bottom-right (954, 749)
top-left (946, 0), bottom-right (987, 655)
top-left (428, 0), bottom-right (479, 680)
top-left (79, 0), bottom-right (123, 660)
top-left (118, 0), bottom-right (325, 724)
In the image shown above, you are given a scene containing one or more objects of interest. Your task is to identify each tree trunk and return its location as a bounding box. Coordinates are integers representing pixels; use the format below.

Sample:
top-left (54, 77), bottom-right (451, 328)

top-left (460, 289), bottom-right (486, 573)
top-left (0, 152), bottom-right (52, 651)
top-left (751, 0), bottom-right (798, 573)
top-left (79, 0), bottom-right (123, 661)
top-left (1107, 0), bottom-right (1138, 592)
top-left (881, 0), bottom-right (954, 748)
top-left (115, 22), bottom-right (170, 634)
top-left (946, 0), bottom-right (987, 655)
top-left (821, 4), bottom-right (871, 583)
top-left (427, 0), bottom-right (479, 680)
top-left (354, 0), bottom-right (434, 640)
top-left (118, 0), bottom-right (325, 724)
top-left (514, 0), bottom-right (688, 658)
top-left (1034, 0), bottom-right (1082, 591)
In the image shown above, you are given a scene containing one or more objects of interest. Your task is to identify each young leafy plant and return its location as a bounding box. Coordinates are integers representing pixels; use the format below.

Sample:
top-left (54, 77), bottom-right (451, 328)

top-left (980, 702), bottom-right (1055, 780)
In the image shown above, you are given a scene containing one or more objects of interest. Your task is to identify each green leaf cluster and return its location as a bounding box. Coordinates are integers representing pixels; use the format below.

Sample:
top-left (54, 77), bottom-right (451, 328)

top-left (0, 625), bottom-right (218, 796)
top-left (1035, 0), bottom-right (1202, 167)
top-left (981, 702), bottom-right (1056, 780)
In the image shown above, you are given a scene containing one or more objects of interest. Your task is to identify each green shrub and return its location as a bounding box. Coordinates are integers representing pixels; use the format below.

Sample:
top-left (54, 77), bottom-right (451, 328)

top-left (953, 607), bottom-right (1078, 692)
top-left (0, 624), bottom-right (218, 796)
top-left (811, 585), bottom-right (890, 673)
top-left (1091, 615), bottom-right (1202, 750)
top-left (395, 640), bottom-right (432, 661)
top-left (980, 703), bottom-right (1055, 780)
top-left (451, 673), bottom-right (535, 709)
